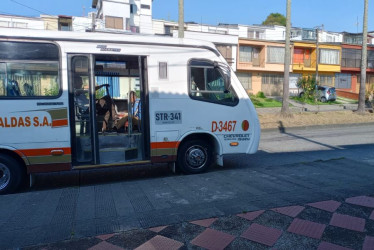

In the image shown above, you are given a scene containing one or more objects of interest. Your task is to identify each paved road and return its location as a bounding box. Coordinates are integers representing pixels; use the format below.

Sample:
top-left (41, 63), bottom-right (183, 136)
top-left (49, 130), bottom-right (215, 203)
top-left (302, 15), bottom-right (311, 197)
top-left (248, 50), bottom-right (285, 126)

top-left (1, 124), bottom-right (374, 249)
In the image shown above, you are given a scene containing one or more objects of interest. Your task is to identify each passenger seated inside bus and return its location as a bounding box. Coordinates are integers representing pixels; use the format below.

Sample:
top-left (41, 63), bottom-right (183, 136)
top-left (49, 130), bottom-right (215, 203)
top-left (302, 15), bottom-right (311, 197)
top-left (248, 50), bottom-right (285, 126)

top-left (73, 76), bottom-right (118, 133)
top-left (95, 85), bottom-right (117, 132)
top-left (7, 80), bottom-right (21, 97)
top-left (113, 91), bottom-right (141, 132)
top-left (23, 83), bottom-right (34, 96)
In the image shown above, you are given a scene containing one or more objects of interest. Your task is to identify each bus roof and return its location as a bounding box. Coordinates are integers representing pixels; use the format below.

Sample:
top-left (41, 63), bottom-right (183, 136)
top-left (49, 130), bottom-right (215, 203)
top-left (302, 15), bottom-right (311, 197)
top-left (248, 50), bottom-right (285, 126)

top-left (0, 28), bottom-right (219, 55)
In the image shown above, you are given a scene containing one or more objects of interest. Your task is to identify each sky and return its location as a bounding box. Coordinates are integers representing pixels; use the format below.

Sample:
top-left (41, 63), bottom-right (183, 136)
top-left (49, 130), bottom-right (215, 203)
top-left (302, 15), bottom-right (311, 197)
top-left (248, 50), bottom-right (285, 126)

top-left (1, 0), bottom-right (373, 33)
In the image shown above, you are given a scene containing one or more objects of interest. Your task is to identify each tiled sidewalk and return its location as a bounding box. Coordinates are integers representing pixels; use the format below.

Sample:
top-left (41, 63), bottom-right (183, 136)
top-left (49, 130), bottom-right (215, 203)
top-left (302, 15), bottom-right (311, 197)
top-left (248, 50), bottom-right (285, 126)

top-left (24, 195), bottom-right (374, 250)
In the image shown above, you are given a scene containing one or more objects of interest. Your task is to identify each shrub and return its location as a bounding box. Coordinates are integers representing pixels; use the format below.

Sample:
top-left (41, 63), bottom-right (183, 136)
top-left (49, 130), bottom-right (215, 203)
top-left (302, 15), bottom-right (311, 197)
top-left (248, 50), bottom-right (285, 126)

top-left (256, 91), bottom-right (266, 98)
top-left (297, 76), bottom-right (317, 100)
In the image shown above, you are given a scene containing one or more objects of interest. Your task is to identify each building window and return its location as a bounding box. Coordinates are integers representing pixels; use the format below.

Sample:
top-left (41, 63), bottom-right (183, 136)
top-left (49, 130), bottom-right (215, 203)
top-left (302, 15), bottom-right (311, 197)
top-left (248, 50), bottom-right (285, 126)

top-left (319, 49), bottom-right (340, 65)
top-left (267, 46), bottom-right (285, 64)
top-left (141, 4), bottom-right (150, 9)
top-left (159, 62), bottom-right (168, 79)
top-left (319, 75), bottom-right (334, 86)
top-left (248, 30), bottom-right (264, 39)
top-left (236, 72), bottom-right (252, 90)
top-left (239, 46), bottom-right (253, 62)
top-left (59, 22), bottom-right (71, 31)
top-left (105, 16), bottom-right (124, 30)
top-left (368, 50), bottom-right (374, 69)
top-left (239, 46), bottom-right (260, 66)
top-left (189, 59), bottom-right (238, 106)
top-left (335, 73), bottom-right (351, 89)
top-left (130, 4), bottom-right (138, 14)
top-left (164, 26), bottom-right (171, 35)
top-left (344, 35), bottom-right (363, 45)
top-left (216, 45), bottom-right (233, 65)
top-left (293, 48), bottom-right (312, 67)
top-left (262, 74), bottom-right (284, 85)
top-left (342, 48), bottom-right (361, 68)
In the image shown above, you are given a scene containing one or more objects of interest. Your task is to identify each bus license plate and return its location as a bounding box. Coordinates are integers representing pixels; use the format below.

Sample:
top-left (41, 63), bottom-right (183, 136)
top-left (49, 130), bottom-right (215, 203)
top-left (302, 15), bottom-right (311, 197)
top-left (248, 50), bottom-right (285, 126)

top-left (155, 111), bottom-right (182, 125)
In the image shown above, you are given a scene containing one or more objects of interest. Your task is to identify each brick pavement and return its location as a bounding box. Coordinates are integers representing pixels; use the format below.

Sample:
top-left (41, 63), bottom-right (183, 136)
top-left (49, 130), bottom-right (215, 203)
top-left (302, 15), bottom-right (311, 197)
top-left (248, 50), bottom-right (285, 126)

top-left (23, 195), bottom-right (374, 250)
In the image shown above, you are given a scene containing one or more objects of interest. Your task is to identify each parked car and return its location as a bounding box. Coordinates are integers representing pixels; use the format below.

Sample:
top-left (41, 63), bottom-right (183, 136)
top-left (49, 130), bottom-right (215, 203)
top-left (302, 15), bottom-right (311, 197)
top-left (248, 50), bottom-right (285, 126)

top-left (299, 86), bottom-right (337, 102)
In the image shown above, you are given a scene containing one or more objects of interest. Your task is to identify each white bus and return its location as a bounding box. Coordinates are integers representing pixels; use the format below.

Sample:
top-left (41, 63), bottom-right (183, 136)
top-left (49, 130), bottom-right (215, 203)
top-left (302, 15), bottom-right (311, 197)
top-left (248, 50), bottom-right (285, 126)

top-left (0, 28), bottom-right (260, 194)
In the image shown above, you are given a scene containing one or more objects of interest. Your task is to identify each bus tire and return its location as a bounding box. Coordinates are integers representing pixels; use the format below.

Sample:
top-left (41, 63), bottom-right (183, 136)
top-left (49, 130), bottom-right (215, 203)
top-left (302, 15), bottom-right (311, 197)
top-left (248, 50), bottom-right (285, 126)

top-left (0, 154), bottom-right (25, 195)
top-left (177, 139), bottom-right (212, 174)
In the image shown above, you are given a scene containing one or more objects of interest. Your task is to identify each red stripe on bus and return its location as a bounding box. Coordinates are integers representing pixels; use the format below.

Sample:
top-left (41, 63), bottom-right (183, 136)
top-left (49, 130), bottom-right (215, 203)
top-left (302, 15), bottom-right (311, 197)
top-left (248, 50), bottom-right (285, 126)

top-left (52, 119), bottom-right (68, 127)
top-left (19, 147), bottom-right (72, 157)
top-left (150, 141), bottom-right (180, 149)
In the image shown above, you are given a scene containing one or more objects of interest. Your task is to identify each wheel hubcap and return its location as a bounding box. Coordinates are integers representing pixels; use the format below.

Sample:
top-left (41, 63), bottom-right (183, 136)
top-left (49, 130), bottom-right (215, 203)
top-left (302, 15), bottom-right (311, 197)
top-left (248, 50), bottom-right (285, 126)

top-left (0, 163), bottom-right (10, 190)
top-left (186, 146), bottom-right (207, 169)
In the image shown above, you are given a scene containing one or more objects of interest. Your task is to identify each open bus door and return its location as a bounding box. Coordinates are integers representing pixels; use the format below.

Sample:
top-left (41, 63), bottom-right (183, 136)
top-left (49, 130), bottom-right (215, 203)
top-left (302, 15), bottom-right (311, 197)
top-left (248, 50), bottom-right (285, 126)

top-left (68, 54), bottom-right (149, 167)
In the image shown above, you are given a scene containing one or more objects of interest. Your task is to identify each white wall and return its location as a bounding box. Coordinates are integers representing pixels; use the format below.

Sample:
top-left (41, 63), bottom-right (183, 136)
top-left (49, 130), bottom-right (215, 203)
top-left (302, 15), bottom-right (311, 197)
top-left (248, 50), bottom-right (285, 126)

top-left (72, 16), bottom-right (92, 32)
top-left (102, 1), bottom-right (130, 20)
top-left (319, 30), bottom-right (343, 43)
top-left (265, 26), bottom-right (285, 41)
top-left (0, 15), bottom-right (44, 30)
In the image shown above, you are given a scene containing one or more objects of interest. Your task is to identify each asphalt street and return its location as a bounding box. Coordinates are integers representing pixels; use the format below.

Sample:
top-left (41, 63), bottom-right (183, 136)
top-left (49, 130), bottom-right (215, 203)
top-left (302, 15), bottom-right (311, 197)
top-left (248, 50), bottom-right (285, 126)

top-left (1, 124), bottom-right (374, 249)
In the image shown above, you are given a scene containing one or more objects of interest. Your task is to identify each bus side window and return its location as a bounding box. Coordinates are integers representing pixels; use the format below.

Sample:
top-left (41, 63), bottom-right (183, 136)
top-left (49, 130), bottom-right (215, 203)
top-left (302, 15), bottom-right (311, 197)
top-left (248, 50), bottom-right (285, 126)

top-left (0, 41), bottom-right (60, 98)
top-left (189, 59), bottom-right (238, 106)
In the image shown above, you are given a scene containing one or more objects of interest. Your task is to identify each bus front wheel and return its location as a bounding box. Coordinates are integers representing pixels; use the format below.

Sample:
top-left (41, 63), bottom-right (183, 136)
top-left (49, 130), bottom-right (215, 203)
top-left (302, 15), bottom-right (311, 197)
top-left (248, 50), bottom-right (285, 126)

top-left (177, 140), bottom-right (212, 174)
top-left (0, 154), bottom-right (25, 195)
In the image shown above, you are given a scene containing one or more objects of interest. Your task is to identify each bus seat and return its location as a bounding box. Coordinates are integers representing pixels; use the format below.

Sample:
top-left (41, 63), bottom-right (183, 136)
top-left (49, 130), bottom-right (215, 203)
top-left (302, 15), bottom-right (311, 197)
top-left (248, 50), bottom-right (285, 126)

top-left (7, 80), bottom-right (21, 97)
top-left (23, 83), bottom-right (34, 96)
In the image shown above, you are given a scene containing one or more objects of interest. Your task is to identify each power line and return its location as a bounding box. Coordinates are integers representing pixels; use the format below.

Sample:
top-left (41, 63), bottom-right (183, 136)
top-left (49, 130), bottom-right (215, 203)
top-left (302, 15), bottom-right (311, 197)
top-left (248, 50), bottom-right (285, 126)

top-left (10, 0), bottom-right (47, 15)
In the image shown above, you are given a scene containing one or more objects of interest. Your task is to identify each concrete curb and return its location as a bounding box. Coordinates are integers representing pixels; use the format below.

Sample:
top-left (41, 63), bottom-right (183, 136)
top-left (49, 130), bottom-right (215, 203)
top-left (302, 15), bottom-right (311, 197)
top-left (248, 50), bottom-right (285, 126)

top-left (261, 122), bottom-right (374, 133)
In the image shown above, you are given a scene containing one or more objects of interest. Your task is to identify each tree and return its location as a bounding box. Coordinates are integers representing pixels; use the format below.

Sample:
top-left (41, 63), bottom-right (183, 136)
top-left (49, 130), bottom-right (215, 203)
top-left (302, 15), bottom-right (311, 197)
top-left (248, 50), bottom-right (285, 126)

top-left (262, 13), bottom-right (286, 26)
top-left (281, 0), bottom-right (292, 117)
top-left (357, 0), bottom-right (368, 114)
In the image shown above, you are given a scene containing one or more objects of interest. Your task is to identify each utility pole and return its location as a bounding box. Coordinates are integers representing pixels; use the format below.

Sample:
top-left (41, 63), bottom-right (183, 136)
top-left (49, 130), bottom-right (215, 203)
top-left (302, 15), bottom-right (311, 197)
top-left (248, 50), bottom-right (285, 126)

top-left (357, 0), bottom-right (368, 113)
top-left (315, 27), bottom-right (319, 85)
top-left (178, 0), bottom-right (184, 38)
top-left (91, 12), bottom-right (96, 31)
top-left (281, 0), bottom-right (292, 116)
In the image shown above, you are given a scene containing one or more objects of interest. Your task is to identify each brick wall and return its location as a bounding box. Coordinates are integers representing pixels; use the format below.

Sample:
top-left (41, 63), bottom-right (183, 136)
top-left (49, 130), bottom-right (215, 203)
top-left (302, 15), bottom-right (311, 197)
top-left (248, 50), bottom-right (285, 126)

top-left (336, 90), bottom-right (359, 100)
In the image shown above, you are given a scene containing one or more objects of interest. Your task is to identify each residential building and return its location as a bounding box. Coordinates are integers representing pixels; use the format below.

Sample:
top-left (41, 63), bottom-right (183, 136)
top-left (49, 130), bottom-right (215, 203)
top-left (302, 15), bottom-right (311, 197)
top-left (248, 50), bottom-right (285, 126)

top-left (237, 39), bottom-right (292, 96)
top-left (237, 25), bottom-right (286, 41)
top-left (292, 41), bottom-right (341, 94)
top-left (152, 19), bottom-right (179, 36)
top-left (92, 0), bottom-right (153, 34)
top-left (154, 20), bottom-right (239, 70)
top-left (172, 29), bottom-right (238, 70)
top-left (343, 32), bottom-right (374, 45)
top-left (0, 14), bottom-right (44, 30)
top-left (338, 44), bottom-right (374, 98)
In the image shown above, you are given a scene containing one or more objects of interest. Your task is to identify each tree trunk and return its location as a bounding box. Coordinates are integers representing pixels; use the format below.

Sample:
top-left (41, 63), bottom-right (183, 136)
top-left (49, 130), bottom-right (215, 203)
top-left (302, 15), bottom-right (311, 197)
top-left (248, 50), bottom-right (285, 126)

top-left (357, 0), bottom-right (368, 114)
top-left (281, 0), bottom-right (292, 117)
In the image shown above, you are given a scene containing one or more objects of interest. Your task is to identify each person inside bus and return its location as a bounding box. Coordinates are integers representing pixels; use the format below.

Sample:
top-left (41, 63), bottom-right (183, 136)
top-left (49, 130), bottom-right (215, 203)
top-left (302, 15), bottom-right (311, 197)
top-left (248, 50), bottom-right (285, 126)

top-left (7, 80), bottom-right (21, 97)
top-left (73, 76), bottom-right (117, 132)
top-left (113, 91), bottom-right (141, 132)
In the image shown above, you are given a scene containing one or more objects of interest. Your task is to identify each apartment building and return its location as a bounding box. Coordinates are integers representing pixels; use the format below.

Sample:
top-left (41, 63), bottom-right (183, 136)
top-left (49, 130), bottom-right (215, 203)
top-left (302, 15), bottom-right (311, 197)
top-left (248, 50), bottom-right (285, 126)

top-left (0, 14), bottom-right (44, 30)
top-left (92, 0), bottom-right (153, 34)
top-left (338, 44), bottom-right (374, 98)
top-left (237, 39), bottom-right (292, 96)
top-left (293, 41), bottom-right (341, 89)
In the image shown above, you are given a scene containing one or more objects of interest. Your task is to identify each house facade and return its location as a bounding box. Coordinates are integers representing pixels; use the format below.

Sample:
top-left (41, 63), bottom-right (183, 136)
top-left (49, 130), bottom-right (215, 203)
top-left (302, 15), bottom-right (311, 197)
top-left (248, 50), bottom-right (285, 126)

top-left (237, 39), bottom-right (292, 96)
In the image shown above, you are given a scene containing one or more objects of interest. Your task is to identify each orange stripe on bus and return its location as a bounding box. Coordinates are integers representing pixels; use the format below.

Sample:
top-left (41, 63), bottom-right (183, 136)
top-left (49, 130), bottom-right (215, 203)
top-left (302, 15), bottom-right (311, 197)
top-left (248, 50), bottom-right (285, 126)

top-left (52, 119), bottom-right (68, 127)
top-left (19, 147), bottom-right (72, 157)
top-left (150, 141), bottom-right (180, 149)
